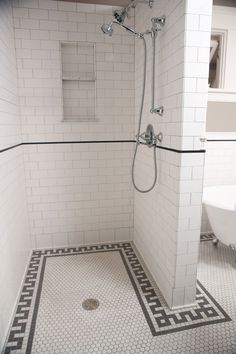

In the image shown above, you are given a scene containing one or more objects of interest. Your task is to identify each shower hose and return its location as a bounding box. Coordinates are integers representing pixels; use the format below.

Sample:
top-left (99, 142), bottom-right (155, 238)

top-left (131, 36), bottom-right (157, 193)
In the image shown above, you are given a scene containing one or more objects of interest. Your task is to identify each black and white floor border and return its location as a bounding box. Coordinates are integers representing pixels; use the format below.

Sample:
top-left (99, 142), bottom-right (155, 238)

top-left (3, 242), bottom-right (232, 353)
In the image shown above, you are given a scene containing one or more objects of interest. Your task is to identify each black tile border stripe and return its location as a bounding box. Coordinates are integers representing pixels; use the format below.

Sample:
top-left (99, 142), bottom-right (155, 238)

top-left (23, 140), bottom-right (135, 145)
top-left (25, 254), bottom-right (47, 354)
top-left (156, 145), bottom-right (205, 153)
top-left (4, 242), bottom-right (231, 353)
top-left (119, 250), bottom-right (157, 336)
top-left (207, 139), bottom-right (236, 142)
top-left (0, 140), bottom-right (134, 154)
top-left (0, 141), bottom-right (206, 154)
top-left (138, 141), bottom-right (205, 153)
top-left (0, 143), bottom-right (22, 154)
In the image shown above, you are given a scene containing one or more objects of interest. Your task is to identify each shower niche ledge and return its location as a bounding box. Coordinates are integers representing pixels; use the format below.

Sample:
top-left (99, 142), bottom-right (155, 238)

top-left (60, 42), bottom-right (97, 122)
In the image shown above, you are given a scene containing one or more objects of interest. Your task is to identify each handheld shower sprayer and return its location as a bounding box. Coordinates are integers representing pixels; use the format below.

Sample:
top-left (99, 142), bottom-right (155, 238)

top-left (101, 3), bottom-right (165, 193)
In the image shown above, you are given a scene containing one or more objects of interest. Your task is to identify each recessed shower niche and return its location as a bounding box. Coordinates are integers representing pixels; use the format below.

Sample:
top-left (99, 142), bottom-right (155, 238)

top-left (61, 42), bottom-right (96, 122)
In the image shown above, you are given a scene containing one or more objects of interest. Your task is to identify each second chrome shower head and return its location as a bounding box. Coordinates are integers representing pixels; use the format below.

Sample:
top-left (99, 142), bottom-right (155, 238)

top-left (113, 8), bottom-right (128, 23)
top-left (101, 22), bottom-right (113, 36)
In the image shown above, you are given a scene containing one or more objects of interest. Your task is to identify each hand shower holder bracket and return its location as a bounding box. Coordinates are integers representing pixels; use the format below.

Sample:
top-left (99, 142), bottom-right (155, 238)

top-left (148, 0), bottom-right (154, 8)
top-left (150, 106), bottom-right (164, 116)
top-left (151, 16), bottom-right (166, 35)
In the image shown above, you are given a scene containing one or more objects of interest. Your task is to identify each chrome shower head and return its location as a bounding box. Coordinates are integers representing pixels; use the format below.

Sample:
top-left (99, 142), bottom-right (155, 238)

top-left (101, 22), bottom-right (113, 36)
top-left (113, 8), bottom-right (128, 24)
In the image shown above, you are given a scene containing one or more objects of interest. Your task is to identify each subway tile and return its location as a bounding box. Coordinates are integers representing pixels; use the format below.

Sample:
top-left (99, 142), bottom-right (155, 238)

top-left (29, 8), bottom-right (49, 20)
top-left (20, 18), bottom-right (39, 29)
top-left (38, 0), bottom-right (58, 10)
top-left (9, 0), bottom-right (212, 313)
top-left (186, 0), bottom-right (212, 16)
top-left (58, 1), bottom-right (76, 12)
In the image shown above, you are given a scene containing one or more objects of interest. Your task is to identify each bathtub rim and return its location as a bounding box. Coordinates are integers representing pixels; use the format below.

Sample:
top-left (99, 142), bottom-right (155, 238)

top-left (203, 185), bottom-right (236, 212)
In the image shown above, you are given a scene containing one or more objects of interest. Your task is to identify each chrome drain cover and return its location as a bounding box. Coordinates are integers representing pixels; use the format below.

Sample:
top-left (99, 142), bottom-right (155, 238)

top-left (82, 298), bottom-right (99, 311)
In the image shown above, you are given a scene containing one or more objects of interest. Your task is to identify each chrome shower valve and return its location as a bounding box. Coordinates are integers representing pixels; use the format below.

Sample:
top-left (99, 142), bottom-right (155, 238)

top-left (138, 124), bottom-right (163, 147)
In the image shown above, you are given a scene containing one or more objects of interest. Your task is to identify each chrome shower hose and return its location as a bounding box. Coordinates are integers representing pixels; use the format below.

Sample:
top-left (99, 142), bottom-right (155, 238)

top-left (131, 36), bottom-right (158, 193)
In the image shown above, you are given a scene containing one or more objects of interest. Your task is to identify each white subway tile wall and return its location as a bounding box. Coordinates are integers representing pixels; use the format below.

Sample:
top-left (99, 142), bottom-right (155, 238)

top-left (0, 0), bottom-right (213, 347)
top-left (0, 3), bottom-right (21, 150)
top-left (62, 80), bottom-right (96, 121)
top-left (24, 142), bottom-right (134, 248)
top-left (12, 1), bottom-right (135, 249)
top-left (134, 0), bottom-right (212, 308)
top-left (0, 1), bottom-right (30, 349)
top-left (13, 1), bottom-right (135, 142)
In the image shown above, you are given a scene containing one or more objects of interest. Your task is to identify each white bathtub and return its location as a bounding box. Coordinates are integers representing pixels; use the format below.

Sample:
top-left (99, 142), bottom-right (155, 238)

top-left (203, 185), bottom-right (236, 246)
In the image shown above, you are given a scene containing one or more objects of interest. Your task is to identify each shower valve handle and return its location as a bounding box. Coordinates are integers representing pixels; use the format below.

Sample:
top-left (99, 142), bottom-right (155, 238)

top-left (137, 124), bottom-right (163, 147)
top-left (155, 132), bottom-right (163, 143)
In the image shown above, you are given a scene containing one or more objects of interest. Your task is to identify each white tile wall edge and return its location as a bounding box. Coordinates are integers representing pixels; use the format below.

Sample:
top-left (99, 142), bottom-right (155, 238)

top-left (133, 0), bottom-right (212, 308)
top-left (0, 0), bottom-right (31, 349)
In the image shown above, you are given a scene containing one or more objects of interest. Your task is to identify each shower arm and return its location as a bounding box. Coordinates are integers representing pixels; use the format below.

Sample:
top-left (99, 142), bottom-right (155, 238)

top-left (112, 21), bottom-right (144, 39)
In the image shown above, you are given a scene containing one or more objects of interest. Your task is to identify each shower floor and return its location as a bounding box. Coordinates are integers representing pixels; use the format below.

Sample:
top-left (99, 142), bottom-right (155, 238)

top-left (3, 241), bottom-right (236, 354)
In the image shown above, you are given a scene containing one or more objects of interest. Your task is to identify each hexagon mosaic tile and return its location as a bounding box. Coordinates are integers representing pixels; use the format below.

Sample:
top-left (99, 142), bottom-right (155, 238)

top-left (3, 241), bottom-right (236, 354)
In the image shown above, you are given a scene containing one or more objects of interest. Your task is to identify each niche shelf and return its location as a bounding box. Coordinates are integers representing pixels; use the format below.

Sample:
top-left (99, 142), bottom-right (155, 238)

top-left (60, 42), bottom-right (96, 122)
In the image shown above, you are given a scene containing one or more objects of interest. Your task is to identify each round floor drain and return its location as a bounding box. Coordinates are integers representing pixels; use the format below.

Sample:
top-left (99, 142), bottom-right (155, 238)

top-left (82, 298), bottom-right (99, 311)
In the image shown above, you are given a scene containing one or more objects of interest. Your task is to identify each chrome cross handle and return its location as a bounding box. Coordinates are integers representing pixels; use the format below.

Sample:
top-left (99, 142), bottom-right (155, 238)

top-left (138, 124), bottom-right (163, 147)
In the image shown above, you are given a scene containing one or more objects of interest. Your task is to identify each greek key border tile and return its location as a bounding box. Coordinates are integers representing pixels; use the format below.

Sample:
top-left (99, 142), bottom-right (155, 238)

top-left (3, 242), bottom-right (231, 353)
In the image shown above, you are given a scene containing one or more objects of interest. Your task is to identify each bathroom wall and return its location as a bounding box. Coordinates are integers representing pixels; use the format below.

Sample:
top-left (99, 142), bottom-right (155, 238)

top-left (214, 0), bottom-right (236, 6)
top-left (0, 1), bottom-right (30, 348)
top-left (206, 102), bottom-right (236, 132)
top-left (134, 0), bottom-right (212, 308)
top-left (12, 0), bottom-right (135, 248)
top-left (201, 4), bottom-right (236, 233)
top-left (0, 1), bottom-right (212, 343)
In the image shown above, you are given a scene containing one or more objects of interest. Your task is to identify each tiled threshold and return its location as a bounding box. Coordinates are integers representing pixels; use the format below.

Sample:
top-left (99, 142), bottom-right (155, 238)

top-left (3, 241), bottom-right (235, 354)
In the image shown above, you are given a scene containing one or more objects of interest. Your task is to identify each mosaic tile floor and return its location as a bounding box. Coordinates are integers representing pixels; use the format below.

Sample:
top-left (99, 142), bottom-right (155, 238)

top-left (3, 241), bottom-right (236, 354)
